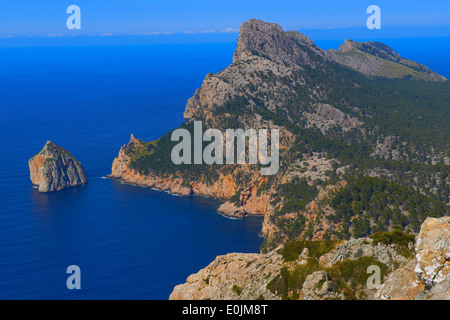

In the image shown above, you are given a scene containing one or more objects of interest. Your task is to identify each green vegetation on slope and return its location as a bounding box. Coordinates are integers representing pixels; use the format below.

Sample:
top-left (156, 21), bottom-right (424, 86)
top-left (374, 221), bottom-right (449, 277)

top-left (330, 175), bottom-right (448, 238)
top-left (327, 256), bottom-right (389, 300)
top-left (370, 227), bottom-right (416, 258)
top-left (279, 240), bottom-right (338, 262)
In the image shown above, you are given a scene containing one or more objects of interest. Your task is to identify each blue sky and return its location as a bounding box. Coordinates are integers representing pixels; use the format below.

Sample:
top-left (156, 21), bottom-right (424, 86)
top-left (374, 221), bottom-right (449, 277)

top-left (1, 0), bottom-right (449, 45)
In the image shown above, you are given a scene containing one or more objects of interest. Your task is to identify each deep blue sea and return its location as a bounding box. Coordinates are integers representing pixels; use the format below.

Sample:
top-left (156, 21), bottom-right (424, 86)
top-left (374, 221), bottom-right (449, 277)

top-left (0, 38), bottom-right (449, 299)
top-left (0, 43), bottom-right (265, 299)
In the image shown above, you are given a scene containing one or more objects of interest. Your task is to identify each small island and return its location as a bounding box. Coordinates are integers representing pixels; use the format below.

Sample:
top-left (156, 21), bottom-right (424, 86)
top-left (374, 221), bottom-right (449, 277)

top-left (29, 141), bottom-right (87, 192)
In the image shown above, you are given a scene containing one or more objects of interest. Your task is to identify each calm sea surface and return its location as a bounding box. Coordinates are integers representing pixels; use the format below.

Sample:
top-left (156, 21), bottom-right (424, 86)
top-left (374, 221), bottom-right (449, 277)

top-left (0, 43), bottom-right (264, 299)
top-left (0, 38), bottom-right (448, 299)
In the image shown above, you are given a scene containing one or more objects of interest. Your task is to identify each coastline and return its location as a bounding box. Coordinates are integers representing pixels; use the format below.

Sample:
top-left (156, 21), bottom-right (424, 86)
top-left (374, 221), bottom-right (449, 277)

top-left (106, 133), bottom-right (271, 220)
top-left (105, 173), bottom-right (266, 220)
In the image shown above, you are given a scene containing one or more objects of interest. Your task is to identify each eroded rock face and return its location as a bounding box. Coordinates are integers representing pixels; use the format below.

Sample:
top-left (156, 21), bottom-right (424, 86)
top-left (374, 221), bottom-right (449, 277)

top-left (301, 271), bottom-right (344, 300)
top-left (319, 237), bottom-right (409, 269)
top-left (169, 249), bottom-right (284, 300)
top-left (374, 258), bottom-right (425, 300)
top-left (29, 141), bottom-right (87, 192)
top-left (107, 135), bottom-right (193, 196)
top-left (233, 19), bottom-right (329, 68)
top-left (375, 217), bottom-right (450, 300)
top-left (304, 103), bottom-right (363, 134)
top-left (416, 278), bottom-right (450, 300)
top-left (169, 235), bottom-right (411, 300)
top-left (414, 217), bottom-right (450, 287)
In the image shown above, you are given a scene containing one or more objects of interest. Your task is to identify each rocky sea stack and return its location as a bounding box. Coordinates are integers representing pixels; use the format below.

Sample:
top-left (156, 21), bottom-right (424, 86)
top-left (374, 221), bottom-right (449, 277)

top-left (29, 141), bottom-right (87, 193)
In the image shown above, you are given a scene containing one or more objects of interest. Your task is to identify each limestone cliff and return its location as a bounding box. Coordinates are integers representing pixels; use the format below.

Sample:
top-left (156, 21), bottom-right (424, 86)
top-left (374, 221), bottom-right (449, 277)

top-left (170, 217), bottom-right (450, 300)
top-left (29, 141), bottom-right (87, 193)
top-left (108, 134), bottom-right (193, 196)
top-left (108, 134), bottom-right (270, 218)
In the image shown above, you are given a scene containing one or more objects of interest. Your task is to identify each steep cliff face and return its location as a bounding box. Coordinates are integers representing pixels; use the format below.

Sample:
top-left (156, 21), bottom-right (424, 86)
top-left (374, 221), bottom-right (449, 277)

top-left (108, 134), bottom-right (270, 218)
top-left (171, 217), bottom-right (450, 300)
top-left (184, 19), bottom-right (337, 123)
top-left (233, 19), bottom-right (330, 68)
top-left (29, 141), bottom-right (87, 193)
top-left (106, 19), bottom-right (449, 299)
top-left (108, 134), bottom-right (195, 196)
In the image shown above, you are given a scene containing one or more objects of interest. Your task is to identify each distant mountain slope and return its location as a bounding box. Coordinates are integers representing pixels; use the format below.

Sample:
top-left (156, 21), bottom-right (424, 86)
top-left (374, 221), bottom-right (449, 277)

top-left (329, 39), bottom-right (447, 82)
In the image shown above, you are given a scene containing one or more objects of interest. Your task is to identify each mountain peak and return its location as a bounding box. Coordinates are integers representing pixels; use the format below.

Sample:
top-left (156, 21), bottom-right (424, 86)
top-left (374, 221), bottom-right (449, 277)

top-left (233, 19), bottom-right (446, 82)
top-left (233, 19), bottom-right (327, 67)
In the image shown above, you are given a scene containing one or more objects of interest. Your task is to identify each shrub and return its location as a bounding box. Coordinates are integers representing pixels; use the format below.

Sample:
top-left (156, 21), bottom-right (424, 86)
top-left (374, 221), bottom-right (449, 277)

top-left (232, 285), bottom-right (242, 296)
top-left (327, 256), bottom-right (388, 300)
top-left (279, 240), bottom-right (338, 262)
top-left (267, 259), bottom-right (321, 300)
top-left (370, 228), bottom-right (415, 257)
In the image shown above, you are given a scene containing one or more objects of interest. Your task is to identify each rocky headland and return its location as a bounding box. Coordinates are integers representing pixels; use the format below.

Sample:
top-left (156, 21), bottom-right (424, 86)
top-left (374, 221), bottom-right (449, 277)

top-left (108, 19), bottom-right (448, 230)
top-left (107, 134), bottom-right (270, 219)
top-left (29, 141), bottom-right (87, 193)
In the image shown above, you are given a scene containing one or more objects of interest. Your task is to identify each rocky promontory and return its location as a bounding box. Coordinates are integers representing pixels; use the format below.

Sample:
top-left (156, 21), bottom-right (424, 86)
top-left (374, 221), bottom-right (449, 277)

top-left (107, 134), bottom-right (271, 219)
top-left (29, 141), bottom-right (87, 192)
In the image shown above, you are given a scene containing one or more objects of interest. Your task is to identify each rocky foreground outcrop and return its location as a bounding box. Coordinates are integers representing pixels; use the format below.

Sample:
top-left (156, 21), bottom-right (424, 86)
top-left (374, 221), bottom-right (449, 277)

top-left (170, 250), bottom-right (284, 300)
top-left (376, 217), bottom-right (450, 300)
top-left (29, 141), bottom-right (87, 192)
top-left (170, 216), bottom-right (450, 300)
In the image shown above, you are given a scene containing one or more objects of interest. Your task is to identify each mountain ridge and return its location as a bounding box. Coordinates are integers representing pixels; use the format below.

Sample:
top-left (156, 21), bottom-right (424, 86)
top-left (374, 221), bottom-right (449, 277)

top-left (329, 38), bottom-right (447, 81)
top-left (110, 19), bottom-right (449, 248)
